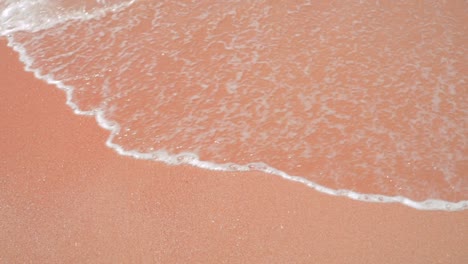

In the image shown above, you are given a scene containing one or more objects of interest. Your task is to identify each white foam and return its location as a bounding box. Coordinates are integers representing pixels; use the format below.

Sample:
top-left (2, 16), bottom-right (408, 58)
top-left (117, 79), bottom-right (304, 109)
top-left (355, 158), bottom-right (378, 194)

top-left (0, 0), bottom-right (135, 35)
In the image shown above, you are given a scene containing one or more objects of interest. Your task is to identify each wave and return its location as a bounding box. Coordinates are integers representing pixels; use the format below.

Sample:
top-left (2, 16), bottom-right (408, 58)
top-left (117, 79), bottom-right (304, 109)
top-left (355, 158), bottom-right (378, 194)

top-left (2, 0), bottom-right (467, 211)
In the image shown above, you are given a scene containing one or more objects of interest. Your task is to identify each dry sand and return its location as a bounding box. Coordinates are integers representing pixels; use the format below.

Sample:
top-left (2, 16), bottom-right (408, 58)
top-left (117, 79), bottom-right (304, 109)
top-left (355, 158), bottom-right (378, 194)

top-left (0, 38), bottom-right (467, 263)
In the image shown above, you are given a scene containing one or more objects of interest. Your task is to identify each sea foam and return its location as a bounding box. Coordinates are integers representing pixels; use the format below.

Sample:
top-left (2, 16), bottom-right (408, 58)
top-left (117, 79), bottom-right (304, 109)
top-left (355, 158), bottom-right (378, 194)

top-left (0, 0), bottom-right (134, 35)
top-left (2, 0), bottom-right (467, 211)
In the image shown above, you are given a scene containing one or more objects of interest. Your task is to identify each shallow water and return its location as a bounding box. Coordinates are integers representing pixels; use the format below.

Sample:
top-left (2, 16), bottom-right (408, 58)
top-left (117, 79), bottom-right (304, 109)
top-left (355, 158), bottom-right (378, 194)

top-left (1, 0), bottom-right (467, 210)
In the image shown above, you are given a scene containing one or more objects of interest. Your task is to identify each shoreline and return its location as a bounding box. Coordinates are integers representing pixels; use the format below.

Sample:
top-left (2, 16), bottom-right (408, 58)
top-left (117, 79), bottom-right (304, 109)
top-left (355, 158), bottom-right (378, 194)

top-left (7, 37), bottom-right (467, 212)
top-left (1, 37), bottom-right (467, 263)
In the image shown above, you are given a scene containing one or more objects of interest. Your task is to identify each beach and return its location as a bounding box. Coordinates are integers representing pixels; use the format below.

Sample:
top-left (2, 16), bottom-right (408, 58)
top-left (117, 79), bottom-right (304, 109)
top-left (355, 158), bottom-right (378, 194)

top-left (1, 38), bottom-right (467, 263)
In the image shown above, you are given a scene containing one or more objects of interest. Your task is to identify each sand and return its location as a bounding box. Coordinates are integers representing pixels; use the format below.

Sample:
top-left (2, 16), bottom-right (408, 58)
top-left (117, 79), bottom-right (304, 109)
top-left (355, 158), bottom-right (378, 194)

top-left (0, 37), bottom-right (467, 264)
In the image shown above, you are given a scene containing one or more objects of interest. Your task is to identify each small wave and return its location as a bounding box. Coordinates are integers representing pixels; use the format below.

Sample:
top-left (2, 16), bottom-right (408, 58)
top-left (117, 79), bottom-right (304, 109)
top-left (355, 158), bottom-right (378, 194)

top-left (0, 0), bottom-right (135, 35)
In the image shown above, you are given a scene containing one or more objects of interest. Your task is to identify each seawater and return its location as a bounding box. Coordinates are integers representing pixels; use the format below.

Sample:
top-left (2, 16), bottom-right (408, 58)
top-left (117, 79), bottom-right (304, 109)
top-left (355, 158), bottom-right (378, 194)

top-left (1, 0), bottom-right (467, 211)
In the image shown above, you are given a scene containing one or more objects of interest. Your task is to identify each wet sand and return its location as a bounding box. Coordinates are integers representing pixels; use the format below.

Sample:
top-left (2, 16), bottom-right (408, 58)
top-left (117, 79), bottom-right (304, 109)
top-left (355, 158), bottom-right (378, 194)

top-left (0, 37), bottom-right (467, 264)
